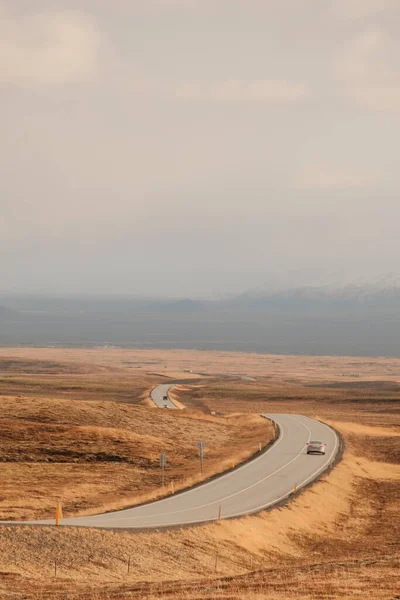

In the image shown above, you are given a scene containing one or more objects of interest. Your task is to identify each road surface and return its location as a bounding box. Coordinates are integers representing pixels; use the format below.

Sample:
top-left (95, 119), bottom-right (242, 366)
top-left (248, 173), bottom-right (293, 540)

top-left (151, 383), bottom-right (178, 409)
top-left (20, 413), bottom-right (339, 529)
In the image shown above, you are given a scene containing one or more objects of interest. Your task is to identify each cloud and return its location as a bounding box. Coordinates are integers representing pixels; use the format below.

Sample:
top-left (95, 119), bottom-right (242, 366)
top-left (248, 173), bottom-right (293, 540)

top-left (296, 164), bottom-right (384, 189)
top-left (335, 28), bottom-right (400, 112)
top-left (331, 0), bottom-right (398, 20)
top-left (0, 6), bottom-right (102, 85)
top-left (175, 79), bottom-right (308, 104)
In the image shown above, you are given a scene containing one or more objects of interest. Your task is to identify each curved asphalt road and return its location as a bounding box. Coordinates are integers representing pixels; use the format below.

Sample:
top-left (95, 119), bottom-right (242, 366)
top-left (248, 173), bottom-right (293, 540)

top-left (151, 383), bottom-right (177, 409)
top-left (19, 411), bottom-right (339, 529)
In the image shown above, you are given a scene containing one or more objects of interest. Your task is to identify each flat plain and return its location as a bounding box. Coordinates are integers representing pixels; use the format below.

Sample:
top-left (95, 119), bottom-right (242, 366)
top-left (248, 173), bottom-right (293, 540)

top-left (0, 347), bottom-right (399, 599)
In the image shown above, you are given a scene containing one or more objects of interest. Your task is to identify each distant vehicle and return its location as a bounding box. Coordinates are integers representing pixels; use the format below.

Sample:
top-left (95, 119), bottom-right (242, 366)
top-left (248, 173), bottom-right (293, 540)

top-left (307, 441), bottom-right (326, 455)
top-left (163, 394), bottom-right (168, 401)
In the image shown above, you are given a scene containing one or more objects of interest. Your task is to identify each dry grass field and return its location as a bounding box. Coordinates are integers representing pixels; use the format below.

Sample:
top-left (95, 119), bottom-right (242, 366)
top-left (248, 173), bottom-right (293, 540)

top-left (0, 354), bottom-right (157, 404)
top-left (1, 346), bottom-right (400, 382)
top-left (0, 395), bottom-right (273, 521)
top-left (0, 347), bottom-right (399, 599)
top-left (0, 398), bottom-right (273, 521)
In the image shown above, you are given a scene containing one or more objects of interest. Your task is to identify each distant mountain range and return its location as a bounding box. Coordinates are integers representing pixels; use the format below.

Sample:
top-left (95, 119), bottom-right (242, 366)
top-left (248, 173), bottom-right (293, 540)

top-left (0, 283), bottom-right (399, 356)
top-left (241, 272), bottom-right (400, 296)
top-left (2, 282), bottom-right (400, 316)
top-left (225, 283), bottom-right (400, 314)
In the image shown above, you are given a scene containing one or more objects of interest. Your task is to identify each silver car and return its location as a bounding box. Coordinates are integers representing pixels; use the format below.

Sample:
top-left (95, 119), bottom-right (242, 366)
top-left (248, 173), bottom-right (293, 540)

top-left (307, 440), bottom-right (326, 455)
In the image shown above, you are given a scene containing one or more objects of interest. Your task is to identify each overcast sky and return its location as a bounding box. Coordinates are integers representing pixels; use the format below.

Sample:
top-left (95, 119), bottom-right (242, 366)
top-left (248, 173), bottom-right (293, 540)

top-left (1, 0), bottom-right (399, 297)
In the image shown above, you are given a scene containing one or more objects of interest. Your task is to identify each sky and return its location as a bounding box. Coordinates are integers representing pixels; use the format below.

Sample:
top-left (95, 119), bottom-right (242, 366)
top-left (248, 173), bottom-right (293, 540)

top-left (0, 0), bottom-right (399, 297)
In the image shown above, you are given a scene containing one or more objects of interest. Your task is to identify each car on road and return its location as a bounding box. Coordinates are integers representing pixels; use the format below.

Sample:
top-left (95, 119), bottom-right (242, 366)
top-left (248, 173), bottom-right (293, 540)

top-left (306, 440), bottom-right (326, 455)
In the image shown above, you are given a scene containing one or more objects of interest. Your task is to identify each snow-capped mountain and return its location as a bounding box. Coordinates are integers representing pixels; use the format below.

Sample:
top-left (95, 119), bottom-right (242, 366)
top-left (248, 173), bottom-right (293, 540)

top-left (229, 274), bottom-right (400, 313)
top-left (243, 273), bottom-right (400, 298)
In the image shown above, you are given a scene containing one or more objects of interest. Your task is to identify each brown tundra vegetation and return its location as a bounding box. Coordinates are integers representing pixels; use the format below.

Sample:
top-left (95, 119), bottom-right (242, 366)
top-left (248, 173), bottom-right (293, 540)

top-left (0, 347), bottom-right (399, 599)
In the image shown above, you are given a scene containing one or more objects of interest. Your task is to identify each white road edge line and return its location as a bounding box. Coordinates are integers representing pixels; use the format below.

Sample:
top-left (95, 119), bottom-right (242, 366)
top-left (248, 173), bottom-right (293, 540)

top-left (121, 418), bottom-right (340, 527)
top-left (68, 415), bottom-right (336, 526)
top-left (10, 402), bottom-right (340, 529)
top-left (59, 419), bottom-right (285, 525)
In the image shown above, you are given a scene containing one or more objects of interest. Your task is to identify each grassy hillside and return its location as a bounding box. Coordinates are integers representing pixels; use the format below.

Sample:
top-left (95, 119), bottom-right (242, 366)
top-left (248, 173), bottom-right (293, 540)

top-left (0, 348), bottom-right (398, 599)
top-left (0, 358), bottom-right (273, 520)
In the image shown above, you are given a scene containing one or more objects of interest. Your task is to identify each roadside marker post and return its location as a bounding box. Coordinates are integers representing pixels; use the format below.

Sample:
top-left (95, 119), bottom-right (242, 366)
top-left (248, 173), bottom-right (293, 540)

top-left (197, 441), bottom-right (206, 475)
top-left (55, 504), bottom-right (62, 526)
top-left (293, 483), bottom-right (297, 495)
top-left (160, 453), bottom-right (167, 487)
top-left (218, 505), bottom-right (222, 521)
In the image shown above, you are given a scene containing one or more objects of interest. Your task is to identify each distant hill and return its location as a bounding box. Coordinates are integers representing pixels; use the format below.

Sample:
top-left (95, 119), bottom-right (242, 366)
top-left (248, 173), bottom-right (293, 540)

top-left (226, 283), bottom-right (400, 314)
top-left (0, 306), bottom-right (20, 320)
top-left (157, 298), bottom-right (207, 313)
top-left (0, 288), bottom-right (399, 356)
top-left (4, 283), bottom-right (400, 316)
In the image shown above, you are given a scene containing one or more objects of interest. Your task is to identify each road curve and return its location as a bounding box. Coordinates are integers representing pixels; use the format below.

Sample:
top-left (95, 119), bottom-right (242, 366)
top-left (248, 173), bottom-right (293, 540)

top-left (151, 383), bottom-right (178, 409)
top-left (19, 413), bottom-right (339, 529)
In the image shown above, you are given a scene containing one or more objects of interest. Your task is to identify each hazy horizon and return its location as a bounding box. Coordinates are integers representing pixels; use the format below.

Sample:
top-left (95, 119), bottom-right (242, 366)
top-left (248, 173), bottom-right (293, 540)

top-left (1, 1), bottom-right (399, 297)
top-left (2, 270), bottom-right (400, 301)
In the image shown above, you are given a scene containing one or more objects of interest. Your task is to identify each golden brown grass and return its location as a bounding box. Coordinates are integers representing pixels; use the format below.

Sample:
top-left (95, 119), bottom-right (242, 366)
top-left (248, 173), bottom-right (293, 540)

top-left (0, 354), bottom-right (157, 404)
top-left (0, 393), bottom-right (273, 521)
top-left (2, 346), bottom-right (400, 382)
top-left (173, 377), bottom-right (400, 428)
top-left (0, 348), bottom-right (399, 599)
top-left (1, 442), bottom-right (398, 598)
